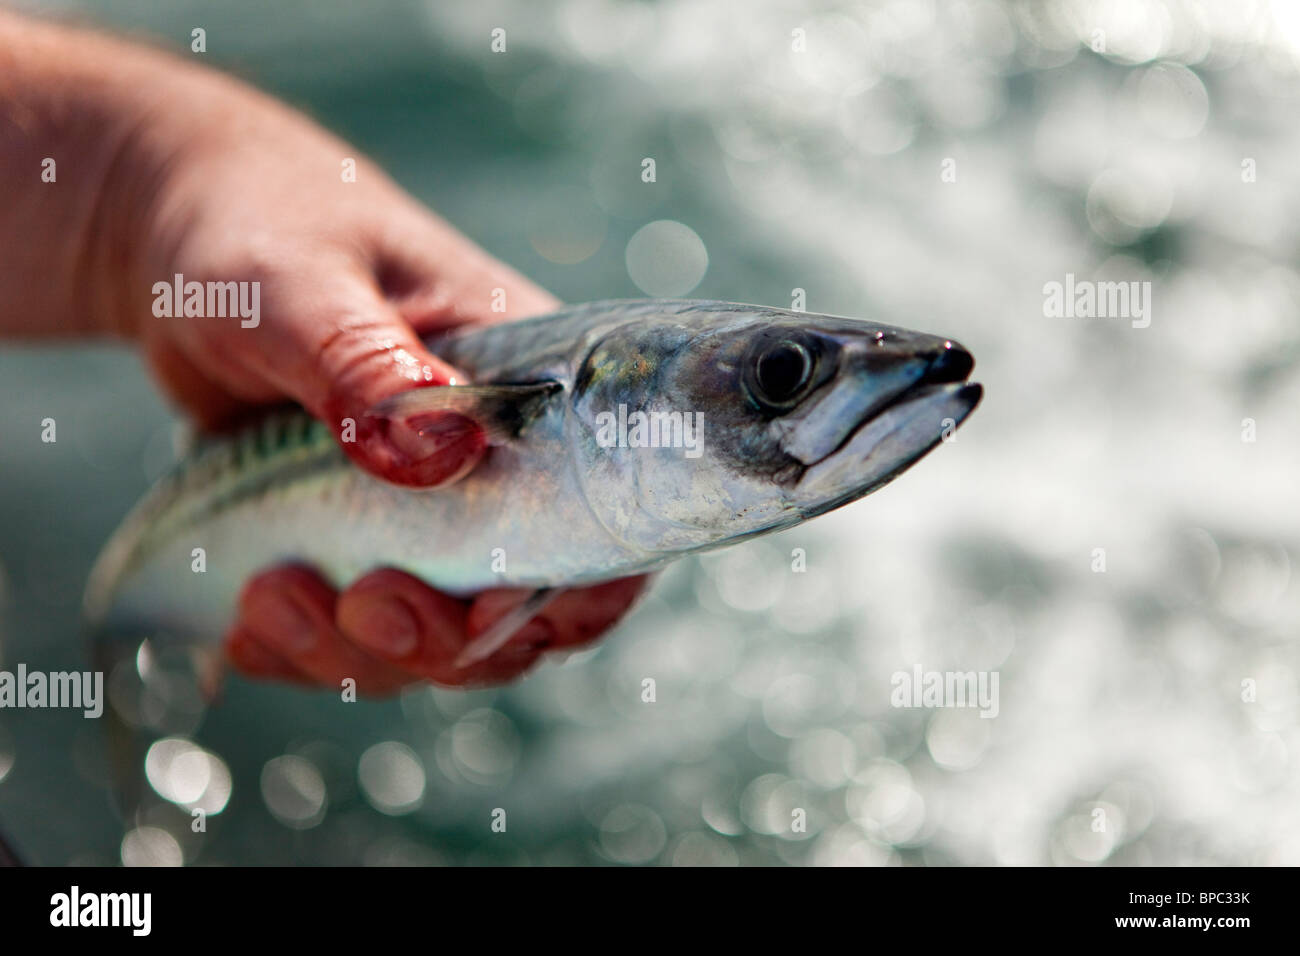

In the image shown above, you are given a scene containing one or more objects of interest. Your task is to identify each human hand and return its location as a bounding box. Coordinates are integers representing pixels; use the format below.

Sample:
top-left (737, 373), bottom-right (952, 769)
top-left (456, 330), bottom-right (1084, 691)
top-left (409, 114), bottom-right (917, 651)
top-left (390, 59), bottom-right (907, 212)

top-left (109, 63), bottom-right (648, 690)
top-left (228, 570), bottom-right (650, 692)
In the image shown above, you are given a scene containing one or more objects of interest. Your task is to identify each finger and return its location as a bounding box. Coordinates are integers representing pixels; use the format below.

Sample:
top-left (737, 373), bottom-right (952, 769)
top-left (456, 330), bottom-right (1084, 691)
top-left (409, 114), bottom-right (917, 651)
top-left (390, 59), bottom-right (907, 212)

top-left (336, 568), bottom-right (470, 685)
top-left (235, 565), bottom-right (412, 695)
top-left (467, 575), bottom-right (651, 654)
top-left (537, 576), bottom-right (652, 648)
top-left (373, 213), bottom-right (561, 330)
top-left (336, 570), bottom-right (550, 687)
top-left (182, 255), bottom-right (488, 487)
top-left (284, 266), bottom-right (487, 488)
top-left (224, 625), bottom-right (314, 685)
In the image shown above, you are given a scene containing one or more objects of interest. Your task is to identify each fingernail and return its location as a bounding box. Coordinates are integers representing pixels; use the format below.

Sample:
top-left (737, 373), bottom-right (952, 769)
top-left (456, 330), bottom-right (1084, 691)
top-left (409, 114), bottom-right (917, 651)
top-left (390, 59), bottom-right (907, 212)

top-left (393, 412), bottom-right (479, 457)
top-left (328, 391), bottom-right (486, 488)
top-left (391, 413), bottom-right (485, 484)
top-left (345, 597), bottom-right (420, 658)
top-left (370, 412), bottom-right (485, 487)
top-left (249, 594), bottom-right (316, 653)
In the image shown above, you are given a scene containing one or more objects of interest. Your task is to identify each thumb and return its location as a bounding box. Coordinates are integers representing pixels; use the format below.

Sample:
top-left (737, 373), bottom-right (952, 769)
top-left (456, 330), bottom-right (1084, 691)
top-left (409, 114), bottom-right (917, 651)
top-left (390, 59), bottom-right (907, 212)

top-left (247, 262), bottom-right (487, 487)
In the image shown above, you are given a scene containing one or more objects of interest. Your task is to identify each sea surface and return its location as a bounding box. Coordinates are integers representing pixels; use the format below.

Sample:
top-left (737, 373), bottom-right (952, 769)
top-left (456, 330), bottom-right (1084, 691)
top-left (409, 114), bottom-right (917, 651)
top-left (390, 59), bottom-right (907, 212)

top-left (1, 0), bottom-right (1298, 865)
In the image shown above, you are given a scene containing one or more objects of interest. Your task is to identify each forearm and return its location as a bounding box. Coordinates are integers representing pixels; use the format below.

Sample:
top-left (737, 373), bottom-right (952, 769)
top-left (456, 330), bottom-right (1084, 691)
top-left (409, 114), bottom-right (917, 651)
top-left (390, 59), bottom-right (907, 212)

top-left (0, 10), bottom-right (274, 338)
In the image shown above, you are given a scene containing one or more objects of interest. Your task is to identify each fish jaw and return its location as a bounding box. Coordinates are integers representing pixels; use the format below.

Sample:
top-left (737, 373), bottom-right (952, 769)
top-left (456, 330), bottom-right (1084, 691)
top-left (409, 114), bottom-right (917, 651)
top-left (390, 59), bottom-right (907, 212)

top-left (766, 328), bottom-right (980, 509)
top-left (771, 332), bottom-right (975, 467)
top-left (795, 380), bottom-right (983, 513)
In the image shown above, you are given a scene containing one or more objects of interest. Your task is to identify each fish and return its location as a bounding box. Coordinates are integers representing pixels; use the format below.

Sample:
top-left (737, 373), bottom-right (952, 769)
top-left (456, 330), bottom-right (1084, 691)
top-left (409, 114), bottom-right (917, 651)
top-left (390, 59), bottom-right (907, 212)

top-left (84, 298), bottom-right (982, 662)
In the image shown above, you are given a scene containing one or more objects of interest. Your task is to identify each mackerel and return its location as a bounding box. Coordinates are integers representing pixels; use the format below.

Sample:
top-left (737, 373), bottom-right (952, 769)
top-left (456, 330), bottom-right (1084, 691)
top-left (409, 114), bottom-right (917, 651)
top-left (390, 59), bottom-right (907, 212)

top-left (85, 299), bottom-right (982, 652)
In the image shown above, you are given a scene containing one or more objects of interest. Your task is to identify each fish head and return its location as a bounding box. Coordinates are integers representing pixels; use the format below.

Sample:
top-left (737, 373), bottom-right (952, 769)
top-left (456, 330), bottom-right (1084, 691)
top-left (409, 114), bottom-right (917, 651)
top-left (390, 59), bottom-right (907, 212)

top-left (569, 301), bottom-right (982, 555)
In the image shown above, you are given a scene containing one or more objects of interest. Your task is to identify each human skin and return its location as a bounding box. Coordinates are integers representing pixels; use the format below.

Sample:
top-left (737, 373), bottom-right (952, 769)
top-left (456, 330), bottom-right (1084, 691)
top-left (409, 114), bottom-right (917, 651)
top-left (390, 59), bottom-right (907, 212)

top-left (0, 11), bottom-right (647, 692)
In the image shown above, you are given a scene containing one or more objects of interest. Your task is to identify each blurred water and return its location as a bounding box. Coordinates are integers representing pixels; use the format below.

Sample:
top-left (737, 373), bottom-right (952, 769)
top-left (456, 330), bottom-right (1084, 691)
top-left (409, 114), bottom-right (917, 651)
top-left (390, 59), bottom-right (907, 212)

top-left (1, 0), bottom-right (1298, 865)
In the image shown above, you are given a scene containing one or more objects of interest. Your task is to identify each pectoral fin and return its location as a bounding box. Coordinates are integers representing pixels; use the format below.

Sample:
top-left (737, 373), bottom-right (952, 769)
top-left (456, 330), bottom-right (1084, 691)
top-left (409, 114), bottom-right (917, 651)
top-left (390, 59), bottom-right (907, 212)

top-left (366, 382), bottom-right (563, 446)
top-left (454, 587), bottom-right (562, 668)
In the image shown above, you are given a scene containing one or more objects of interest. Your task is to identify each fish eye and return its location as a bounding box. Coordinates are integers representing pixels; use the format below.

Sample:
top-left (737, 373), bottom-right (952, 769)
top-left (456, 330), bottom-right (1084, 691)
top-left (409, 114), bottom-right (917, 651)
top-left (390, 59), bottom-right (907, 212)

top-left (746, 336), bottom-right (817, 412)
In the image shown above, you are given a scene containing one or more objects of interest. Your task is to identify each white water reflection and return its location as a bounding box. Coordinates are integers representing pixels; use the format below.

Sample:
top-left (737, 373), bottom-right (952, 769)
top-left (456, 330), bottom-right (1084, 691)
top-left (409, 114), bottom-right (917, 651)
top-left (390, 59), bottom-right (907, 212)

top-left (0, 0), bottom-right (1296, 866)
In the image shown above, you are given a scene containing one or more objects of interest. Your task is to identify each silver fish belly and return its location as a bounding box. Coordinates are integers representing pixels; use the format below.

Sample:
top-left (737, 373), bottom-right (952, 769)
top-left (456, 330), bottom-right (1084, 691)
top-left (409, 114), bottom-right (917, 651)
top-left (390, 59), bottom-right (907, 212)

top-left (85, 299), bottom-right (983, 645)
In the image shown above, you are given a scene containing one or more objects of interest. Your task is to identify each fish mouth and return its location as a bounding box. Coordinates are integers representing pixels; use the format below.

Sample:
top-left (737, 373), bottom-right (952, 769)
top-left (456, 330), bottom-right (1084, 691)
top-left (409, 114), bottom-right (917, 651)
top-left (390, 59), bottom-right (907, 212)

top-left (803, 343), bottom-right (982, 471)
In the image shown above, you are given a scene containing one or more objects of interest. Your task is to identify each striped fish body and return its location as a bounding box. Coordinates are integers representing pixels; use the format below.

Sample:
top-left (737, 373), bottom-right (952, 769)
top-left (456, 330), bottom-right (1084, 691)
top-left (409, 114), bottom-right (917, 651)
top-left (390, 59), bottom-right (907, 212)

top-left (85, 302), bottom-right (655, 642)
top-left (86, 299), bottom-right (982, 647)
